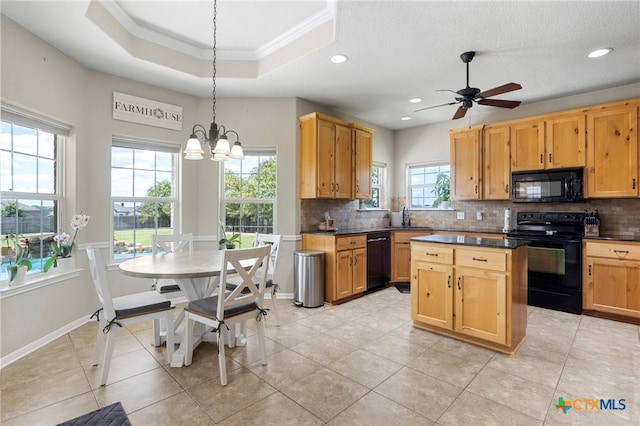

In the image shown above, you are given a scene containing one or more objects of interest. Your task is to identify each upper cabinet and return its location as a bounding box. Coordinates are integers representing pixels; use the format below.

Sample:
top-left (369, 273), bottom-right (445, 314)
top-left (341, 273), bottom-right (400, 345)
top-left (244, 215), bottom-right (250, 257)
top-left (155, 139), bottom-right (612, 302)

top-left (510, 119), bottom-right (545, 171)
top-left (546, 114), bottom-right (586, 168)
top-left (586, 104), bottom-right (639, 198)
top-left (483, 125), bottom-right (511, 200)
top-left (450, 125), bottom-right (483, 200)
top-left (299, 112), bottom-right (373, 200)
top-left (353, 125), bottom-right (373, 199)
top-left (511, 115), bottom-right (585, 172)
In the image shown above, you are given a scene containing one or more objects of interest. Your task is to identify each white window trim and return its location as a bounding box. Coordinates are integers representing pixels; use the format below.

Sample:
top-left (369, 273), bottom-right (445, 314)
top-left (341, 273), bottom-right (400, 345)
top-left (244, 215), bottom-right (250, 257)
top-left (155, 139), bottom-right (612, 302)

top-left (407, 161), bottom-right (452, 211)
top-left (110, 137), bottom-right (182, 262)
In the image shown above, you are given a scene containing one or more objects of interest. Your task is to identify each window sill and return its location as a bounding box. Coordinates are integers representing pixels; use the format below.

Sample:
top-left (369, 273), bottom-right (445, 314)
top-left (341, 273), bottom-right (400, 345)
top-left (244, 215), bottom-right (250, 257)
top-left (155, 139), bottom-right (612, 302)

top-left (408, 207), bottom-right (454, 211)
top-left (0, 269), bottom-right (82, 299)
top-left (357, 208), bottom-right (390, 212)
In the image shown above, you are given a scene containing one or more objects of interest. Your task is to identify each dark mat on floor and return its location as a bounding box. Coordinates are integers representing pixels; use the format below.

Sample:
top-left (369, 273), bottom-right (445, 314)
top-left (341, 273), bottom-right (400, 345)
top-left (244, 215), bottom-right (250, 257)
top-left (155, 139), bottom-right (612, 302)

top-left (396, 284), bottom-right (410, 294)
top-left (57, 401), bottom-right (131, 426)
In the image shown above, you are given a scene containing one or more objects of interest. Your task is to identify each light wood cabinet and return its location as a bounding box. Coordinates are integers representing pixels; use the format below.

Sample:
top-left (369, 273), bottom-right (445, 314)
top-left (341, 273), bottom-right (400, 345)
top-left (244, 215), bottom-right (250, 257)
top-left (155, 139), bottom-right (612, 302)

top-left (586, 105), bottom-right (639, 198)
top-left (302, 233), bottom-right (366, 304)
top-left (584, 240), bottom-right (640, 323)
top-left (483, 125), bottom-right (511, 200)
top-left (510, 119), bottom-right (545, 171)
top-left (353, 125), bottom-right (373, 199)
top-left (546, 114), bottom-right (586, 168)
top-left (450, 125), bottom-right (483, 200)
top-left (411, 239), bottom-right (527, 353)
top-left (299, 113), bottom-right (352, 199)
top-left (391, 230), bottom-right (432, 283)
top-left (299, 112), bottom-right (374, 200)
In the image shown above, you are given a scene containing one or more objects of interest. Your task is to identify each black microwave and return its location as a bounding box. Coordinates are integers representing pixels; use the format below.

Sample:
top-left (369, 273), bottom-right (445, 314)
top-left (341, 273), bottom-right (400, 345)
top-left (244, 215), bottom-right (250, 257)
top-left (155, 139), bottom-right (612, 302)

top-left (511, 168), bottom-right (584, 203)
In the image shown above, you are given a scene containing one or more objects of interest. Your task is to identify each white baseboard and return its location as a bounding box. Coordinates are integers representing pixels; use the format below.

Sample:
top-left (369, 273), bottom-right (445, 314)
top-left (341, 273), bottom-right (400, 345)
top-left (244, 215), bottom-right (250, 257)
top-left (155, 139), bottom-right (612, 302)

top-left (0, 315), bottom-right (91, 369)
top-left (1, 293), bottom-right (294, 368)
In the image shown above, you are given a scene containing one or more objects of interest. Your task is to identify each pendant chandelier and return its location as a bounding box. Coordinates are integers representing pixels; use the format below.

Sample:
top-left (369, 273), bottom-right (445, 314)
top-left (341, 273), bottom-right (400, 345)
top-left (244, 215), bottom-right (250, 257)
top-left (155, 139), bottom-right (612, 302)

top-left (184, 0), bottom-right (244, 162)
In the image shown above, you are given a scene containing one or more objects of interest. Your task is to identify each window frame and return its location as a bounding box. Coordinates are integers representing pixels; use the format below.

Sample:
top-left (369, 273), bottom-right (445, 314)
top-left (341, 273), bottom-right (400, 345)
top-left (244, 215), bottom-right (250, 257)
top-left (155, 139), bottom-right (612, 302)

top-left (110, 137), bottom-right (181, 262)
top-left (220, 149), bottom-right (277, 244)
top-left (407, 162), bottom-right (451, 210)
top-left (1, 109), bottom-right (68, 285)
top-left (359, 162), bottom-right (387, 210)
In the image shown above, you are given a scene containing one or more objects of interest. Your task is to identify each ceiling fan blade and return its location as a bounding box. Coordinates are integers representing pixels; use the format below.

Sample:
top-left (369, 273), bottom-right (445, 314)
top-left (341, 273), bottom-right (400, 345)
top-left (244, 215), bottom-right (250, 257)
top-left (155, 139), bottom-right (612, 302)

top-left (477, 99), bottom-right (522, 109)
top-left (452, 106), bottom-right (467, 120)
top-left (414, 101), bottom-right (458, 113)
top-left (477, 82), bottom-right (522, 99)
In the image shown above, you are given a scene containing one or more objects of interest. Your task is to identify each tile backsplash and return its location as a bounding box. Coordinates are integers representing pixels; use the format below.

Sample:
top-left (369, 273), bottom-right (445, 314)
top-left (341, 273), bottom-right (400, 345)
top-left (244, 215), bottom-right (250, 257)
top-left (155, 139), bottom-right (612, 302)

top-left (301, 198), bottom-right (640, 238)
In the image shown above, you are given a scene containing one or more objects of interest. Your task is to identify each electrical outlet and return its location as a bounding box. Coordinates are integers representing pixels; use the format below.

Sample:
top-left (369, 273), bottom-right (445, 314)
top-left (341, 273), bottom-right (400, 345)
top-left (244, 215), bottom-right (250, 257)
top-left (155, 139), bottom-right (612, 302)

top-left (456, 211), bottom-right (465, 220)
top-left (476, 211), bottom-right (483, 220)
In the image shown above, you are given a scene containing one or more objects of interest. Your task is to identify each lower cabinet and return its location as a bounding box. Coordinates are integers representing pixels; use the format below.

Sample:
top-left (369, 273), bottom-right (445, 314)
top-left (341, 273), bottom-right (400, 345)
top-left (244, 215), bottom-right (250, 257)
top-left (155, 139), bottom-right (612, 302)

top-left (411, 241), bottom-right (527, 353)
top-left (391, 230), bottom-right (431, 283)
top-left (302, 233), bottom-right (367, 304)
top-left (584, 240), bottom-right (640, 322)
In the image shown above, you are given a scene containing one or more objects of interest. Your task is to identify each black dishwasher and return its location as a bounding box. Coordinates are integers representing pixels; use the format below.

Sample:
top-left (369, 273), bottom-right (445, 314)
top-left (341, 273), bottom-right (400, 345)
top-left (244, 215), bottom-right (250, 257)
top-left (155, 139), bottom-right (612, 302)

top-left (366, 232), bottom-right (391, 292)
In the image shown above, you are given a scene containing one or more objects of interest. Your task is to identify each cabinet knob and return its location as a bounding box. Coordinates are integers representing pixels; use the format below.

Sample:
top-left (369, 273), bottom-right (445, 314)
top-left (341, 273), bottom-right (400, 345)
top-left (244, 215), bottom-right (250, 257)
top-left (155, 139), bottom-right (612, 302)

top-left (457, 276), bottom-right (461, 290)
top-left (447, 276), bottom-right (451, 288)
top-left (426, 292), bottom-right (430, 297)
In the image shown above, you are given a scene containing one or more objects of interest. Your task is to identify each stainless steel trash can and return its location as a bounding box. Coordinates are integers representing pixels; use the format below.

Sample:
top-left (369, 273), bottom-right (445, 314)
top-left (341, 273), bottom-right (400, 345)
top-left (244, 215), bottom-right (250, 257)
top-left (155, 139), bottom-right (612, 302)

top-left (294, 250), bottom-right (325, 308)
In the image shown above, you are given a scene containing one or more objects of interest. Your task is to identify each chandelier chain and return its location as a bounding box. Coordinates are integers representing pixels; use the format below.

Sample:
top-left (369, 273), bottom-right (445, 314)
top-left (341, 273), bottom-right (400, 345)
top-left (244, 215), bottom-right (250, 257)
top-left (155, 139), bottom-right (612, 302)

top-left (212, 0), bottom-right (217, 124)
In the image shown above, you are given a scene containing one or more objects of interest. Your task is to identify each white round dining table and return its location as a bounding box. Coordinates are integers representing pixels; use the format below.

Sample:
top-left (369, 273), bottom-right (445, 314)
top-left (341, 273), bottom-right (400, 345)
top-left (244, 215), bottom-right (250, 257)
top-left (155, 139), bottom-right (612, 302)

top-left (119, 250), bottom-right (251, 367)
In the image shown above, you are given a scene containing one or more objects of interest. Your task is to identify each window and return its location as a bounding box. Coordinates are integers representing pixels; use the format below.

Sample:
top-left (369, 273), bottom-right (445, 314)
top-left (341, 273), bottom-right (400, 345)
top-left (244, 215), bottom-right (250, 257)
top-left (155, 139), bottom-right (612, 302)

top-left (359, 163), bottom-right (387, 209)
top-left (221, 150), bottom-right (276, 247)
top-left (1, 111), bottom-right (68, 281)
top-left (408, 163), bottom-right (450, 208)
top-left (111, 140), bottom-right (179, 260)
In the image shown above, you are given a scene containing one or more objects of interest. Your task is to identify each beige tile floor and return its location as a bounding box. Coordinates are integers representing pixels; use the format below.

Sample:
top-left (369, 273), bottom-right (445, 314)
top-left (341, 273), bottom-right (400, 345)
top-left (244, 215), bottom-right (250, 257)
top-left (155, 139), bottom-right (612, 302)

top-left (1, 287), bottom-right (639, 425)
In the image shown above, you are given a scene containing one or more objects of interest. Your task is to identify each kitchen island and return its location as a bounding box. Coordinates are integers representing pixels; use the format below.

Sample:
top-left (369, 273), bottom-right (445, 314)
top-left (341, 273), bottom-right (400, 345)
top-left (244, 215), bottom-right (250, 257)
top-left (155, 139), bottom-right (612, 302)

top-left (410, 234), bottom-right (529, 354)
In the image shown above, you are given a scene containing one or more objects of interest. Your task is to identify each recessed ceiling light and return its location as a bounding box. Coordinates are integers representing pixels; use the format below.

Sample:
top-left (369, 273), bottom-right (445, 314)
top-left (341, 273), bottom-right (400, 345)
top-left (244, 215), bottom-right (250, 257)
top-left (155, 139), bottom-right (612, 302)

top-left (330, 54), bottom-right (348, 64)
top-left (401, 116), bottom-right (412, 121)
top-left (586, 48), bottom-right (613, 59)
top-left (409, 98), bottom-right (422, 103)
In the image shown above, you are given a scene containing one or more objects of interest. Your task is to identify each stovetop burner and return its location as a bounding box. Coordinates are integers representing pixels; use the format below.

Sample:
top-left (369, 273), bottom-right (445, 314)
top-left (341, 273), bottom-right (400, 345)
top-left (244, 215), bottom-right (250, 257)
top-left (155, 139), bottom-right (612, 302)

top-left (508, 211), bottom-right (585, 238)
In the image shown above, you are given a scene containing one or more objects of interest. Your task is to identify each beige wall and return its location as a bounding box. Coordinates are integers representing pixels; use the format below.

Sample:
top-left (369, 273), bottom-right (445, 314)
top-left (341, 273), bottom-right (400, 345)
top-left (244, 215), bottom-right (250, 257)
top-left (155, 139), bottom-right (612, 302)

top-left (0, 15), bottom-right (299, 360)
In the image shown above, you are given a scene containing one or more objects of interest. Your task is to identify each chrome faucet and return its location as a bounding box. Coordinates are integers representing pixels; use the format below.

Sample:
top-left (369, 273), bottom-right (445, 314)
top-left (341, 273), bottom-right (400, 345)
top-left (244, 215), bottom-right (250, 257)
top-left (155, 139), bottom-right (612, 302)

top-left (402, 206), bottom-right (411, 227)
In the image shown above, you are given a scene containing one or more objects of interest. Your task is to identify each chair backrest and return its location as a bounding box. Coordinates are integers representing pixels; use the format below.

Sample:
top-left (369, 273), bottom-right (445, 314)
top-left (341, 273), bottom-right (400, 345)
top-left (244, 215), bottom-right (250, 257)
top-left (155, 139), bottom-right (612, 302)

top-left (152, 233), bottom-right (193, 255)
top-left (254, 233), bottom-right (281, 281)
top-left (218, 245), bottom-right (271, 321)
top-left (86, 246), bottom-right (117, 320)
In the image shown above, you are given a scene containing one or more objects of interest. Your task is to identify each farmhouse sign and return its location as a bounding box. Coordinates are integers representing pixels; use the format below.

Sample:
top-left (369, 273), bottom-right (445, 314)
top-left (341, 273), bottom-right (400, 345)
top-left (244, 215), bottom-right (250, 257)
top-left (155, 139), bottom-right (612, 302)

top-left (113, 92), bottom-right (183, 131)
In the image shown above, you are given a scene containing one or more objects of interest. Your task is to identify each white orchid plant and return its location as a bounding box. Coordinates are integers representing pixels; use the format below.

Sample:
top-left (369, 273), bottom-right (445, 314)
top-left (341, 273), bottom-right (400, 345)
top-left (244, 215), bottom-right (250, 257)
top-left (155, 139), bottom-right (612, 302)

top-left (44, 213), bottom-right (90, 272)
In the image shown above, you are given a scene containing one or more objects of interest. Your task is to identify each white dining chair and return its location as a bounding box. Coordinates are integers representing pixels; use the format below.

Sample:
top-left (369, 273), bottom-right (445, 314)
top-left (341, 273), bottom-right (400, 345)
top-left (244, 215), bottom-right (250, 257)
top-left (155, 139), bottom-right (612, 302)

top-left (184, 245), bottom-right (271, 385)
top-left (151, 233), bottom-right (193, 344)
top-left (227, 233), bottom-right (282, 325)
top-left (86, 246), bottom-right (175, 386)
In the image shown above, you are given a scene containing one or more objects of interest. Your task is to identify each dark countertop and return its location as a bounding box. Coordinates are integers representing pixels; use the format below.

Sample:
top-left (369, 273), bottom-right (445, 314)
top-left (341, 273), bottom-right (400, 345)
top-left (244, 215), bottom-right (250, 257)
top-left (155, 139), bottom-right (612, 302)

top-left (410, 234), bottom-right (529, 249)
top-left (584, 235), bottom-right (640, 242)
top-left (302, 227), bottom-right (507, 236)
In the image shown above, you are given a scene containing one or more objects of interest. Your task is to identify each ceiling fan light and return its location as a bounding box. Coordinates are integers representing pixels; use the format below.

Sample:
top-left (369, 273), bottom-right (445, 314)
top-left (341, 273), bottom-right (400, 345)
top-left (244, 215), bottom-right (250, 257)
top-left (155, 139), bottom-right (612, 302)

top-left (587, 48), bottom-right (613, 59)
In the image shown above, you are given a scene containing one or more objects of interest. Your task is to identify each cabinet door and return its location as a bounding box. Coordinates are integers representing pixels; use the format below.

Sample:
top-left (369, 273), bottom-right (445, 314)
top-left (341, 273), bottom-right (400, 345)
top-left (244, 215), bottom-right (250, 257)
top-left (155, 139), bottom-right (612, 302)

top-left (352, 247), bottom-right (367, 293)
top-left (483, 126), bottom-right (511, 200)
top-left (353, 128), bottom-right (372, 199)
top-left (511, 120), bottom-right (545, 171)
top-left (585, 257), bottom-right (640, 319)
top-left (546, 114), bottom-right (586, 168)
top-left (316, 119), bottom-right (336, 198)
top-left (334, 124), bottom-right (353, 198)
top-left (336, 250), bottom-right (354, 299)
top-left (450, 126), bottom-right (482, 200)
top-left (411, 261), bottom-right (454, 329)
top-left (586, 106), bottom-right (639, 198)
top-left (454, 268), bottom-right (507, 344)
top-left (392, 242), bottom-right (411, 282)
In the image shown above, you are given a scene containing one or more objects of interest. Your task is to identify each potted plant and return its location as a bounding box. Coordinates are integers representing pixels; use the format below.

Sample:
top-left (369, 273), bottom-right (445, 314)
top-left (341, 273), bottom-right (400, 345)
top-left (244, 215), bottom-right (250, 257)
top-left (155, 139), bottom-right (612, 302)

top-left (4, 235), bottom-right (32, 286)
top-left (432, 173), bottom-right (451, 209)
top-left (44, 213), bottom-right (90, 272)
top-left (218, 223), bottom-right (241, 250)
